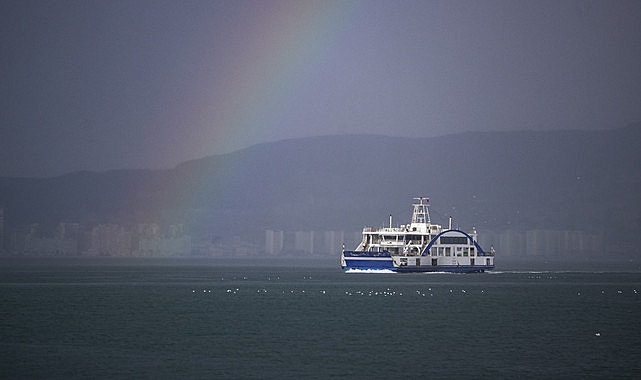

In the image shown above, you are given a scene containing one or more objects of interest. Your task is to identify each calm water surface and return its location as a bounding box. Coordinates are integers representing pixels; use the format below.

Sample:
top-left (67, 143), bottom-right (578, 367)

top-left (1, 258), bottom-right (640, 379)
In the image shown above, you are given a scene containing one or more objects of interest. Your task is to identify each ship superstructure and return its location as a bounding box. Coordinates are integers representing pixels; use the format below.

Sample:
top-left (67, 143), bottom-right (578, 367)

top-left (341, 197), bottom-right (494, 272)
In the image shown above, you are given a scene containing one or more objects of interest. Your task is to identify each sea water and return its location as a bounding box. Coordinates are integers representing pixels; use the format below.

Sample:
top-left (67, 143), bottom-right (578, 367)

top-left (1, 258), bottom-right (640, 379)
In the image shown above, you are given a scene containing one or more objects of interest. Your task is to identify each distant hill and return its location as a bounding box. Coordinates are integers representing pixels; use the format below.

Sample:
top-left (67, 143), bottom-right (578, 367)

top-left (1, 125), bottom-right (640, 250)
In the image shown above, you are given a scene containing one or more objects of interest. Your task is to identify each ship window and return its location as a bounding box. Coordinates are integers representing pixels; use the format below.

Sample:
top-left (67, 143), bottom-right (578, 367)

top-left (440, 236), bottom-right (468, 244)
top-left (445, 247), bottom-right (451, 256)
top-left (463, 247), bottom-right (469, 257)
top-left (470, 247), bottom-right (475, 256)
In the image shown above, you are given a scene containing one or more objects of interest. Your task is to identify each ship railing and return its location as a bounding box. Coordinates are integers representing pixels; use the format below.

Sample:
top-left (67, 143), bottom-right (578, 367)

top-left (362, 226), bottom-right (407, 233)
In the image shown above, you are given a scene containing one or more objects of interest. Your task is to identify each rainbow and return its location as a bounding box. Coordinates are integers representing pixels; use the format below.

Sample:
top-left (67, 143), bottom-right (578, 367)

top-left (169, 1), bottom-right (361, 217)
top-left (195, 0), bottom-right (360, 157)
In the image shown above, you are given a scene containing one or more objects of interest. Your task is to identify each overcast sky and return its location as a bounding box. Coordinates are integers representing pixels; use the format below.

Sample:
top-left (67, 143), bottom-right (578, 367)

top-left (2, 0), bottom-right (640, 177)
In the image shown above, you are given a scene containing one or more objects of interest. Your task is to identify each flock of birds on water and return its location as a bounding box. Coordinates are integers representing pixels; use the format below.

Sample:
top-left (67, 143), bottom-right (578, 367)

top-left (187, 271), bottom-right (639, 339)
top-left (188, 272), bottom-right (639, 299)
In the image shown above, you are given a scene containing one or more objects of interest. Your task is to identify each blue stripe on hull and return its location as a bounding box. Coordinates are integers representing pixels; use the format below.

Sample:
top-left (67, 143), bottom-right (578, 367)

top-left (342, 259), bottom-right (394, 270)
top-left (343, 258), bottom-right (493, 273)
top-left (342, 251), bottom-right (493, 273)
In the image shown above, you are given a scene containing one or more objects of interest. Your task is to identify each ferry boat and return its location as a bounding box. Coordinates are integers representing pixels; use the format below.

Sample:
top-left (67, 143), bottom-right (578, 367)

top-left (341, 197), bottom-right (494, 273)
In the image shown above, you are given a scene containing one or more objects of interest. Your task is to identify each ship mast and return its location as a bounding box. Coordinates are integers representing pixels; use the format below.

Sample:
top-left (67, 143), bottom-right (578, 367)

top-left (410, 197), bottom-right (431, 225)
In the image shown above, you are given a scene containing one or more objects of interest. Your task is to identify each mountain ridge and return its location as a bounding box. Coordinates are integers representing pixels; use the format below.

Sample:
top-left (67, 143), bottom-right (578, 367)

top-left (1, 125), bottom-right (640, 253)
